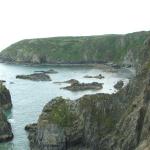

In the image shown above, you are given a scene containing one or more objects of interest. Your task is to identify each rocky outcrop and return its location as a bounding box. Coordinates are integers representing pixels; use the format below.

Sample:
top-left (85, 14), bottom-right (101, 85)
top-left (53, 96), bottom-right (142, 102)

top-left (0, 109), bottom-right (13, 142)
top-left (62, 82), bottom-right (103, 91)
top-left (25, 88), bottom-right (128, 150)
top-left (114, 80), bottom-right (124, 90)
top-left (25, 36), bottom-right (150, 150)
top-left (0, 83), bottom-right (12, 109)
top-left (0, 83), bottom-right (13, 142)
top-left (16, 73), bottom-right (51, 81)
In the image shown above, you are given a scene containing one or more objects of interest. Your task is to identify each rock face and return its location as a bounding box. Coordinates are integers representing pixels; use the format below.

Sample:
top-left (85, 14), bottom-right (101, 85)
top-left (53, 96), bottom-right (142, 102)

top-left (16, 73), bottom-right (51, 81)
top-left (0, 109), bottom-right (13, 142)
top-left (25, 36), bottom-right (150, 150)
top-left (25, 91), bottom-right (127, 150)
top-left (62, 81), bottom-right (103, 91)
top-left (114, 80), bottom-right (124, 90)
top-left (0, 31), bottom-right (150, 65)
top-left (0, 83), bottom-right (13, 142)
top-left (0, 83), bottom-right (12, 109)
top-left (54, 79), bottom-right (79, 84)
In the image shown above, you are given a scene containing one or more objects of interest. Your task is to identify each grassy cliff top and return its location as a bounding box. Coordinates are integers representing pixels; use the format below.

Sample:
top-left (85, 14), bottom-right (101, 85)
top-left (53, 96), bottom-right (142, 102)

top-left (0, 31), bottom-right (150, 64)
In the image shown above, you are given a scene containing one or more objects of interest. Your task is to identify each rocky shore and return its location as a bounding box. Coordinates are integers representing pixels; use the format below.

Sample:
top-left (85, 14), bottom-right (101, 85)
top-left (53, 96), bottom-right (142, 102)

top-left (0, 83), bottom-right (13, 142)
top-left (0, 109), bottom-right (13, 142)
top-left (0, 83), bottom-right (12, 109)
top-left (16, 73), bottom-right (51, 81)
top-left (25, 36), bottom-right (150, 150)
top-left (114, 80), bottom-right (124, 90)
top-left (62, 81), bottom-right (103, 91)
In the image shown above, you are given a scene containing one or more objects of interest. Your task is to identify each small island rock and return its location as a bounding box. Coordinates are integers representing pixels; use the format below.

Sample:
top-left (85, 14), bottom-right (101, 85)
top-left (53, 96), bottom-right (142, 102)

top-left (16, 73), bottom-right (51, 81)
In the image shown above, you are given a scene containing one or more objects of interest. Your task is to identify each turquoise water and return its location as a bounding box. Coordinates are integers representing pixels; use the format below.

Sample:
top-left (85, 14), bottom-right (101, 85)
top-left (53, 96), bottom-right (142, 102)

top-left (0, 63), bottom-right (132, 150)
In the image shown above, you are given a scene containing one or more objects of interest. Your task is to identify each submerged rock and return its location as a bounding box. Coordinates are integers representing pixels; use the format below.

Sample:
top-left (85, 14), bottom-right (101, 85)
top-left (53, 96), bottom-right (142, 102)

top-left (0, 109), bottom-right (13, 142)
top-left (0, 80), bottom-right (6, 83)
top-left (16, 73), bottom-right (51, 81)
top-left (62, 81), bottom-right (103, 91)
top-left (84, 74), bottom-right (104, 79)
top-left (114, 80), bottom-right (124, 90)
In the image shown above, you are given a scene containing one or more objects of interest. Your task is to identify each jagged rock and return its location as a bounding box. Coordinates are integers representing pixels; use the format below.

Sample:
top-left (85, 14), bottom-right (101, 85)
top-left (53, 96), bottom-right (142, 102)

top-left (0, 83), bottom-right (12, 109)
top-left (0, 109), bottom-right (13, 142)
top-left (22, 35), bottom-right (150, 150)
top-left (62, 82), bottom-right (103, 91)
top-left (16, 73), bottom-right (51, 81)
top-left (25, 48), bottom-right (150, 150)
top-left (25, 90), bottom-right (128, 150)
top-left (0, 83), bottom-right (13, 142)
top-left (25, 123), bottom-right (37, 132)
top-left (114, 80), bottom-right (124, 90)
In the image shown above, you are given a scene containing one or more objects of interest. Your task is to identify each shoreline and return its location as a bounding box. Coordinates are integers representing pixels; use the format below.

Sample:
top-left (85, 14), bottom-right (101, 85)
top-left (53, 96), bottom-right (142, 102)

top-left (0, 61), bottom-right (135, 77)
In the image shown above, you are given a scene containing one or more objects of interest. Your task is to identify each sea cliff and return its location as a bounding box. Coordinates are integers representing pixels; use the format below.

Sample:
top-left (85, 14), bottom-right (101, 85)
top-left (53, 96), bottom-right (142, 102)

top-left (25, 34), bottom-right (150, 149)
top-left (0, 83), bottom-right (13, 142)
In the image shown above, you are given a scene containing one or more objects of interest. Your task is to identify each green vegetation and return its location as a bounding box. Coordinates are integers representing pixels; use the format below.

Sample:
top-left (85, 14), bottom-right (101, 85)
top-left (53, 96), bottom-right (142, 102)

top-left (0, 31), bottom-right (150, 64)
top-left (43, 97), bottom-right (77, 127)
top-left (79, 94), bottom-right (118, 138)
top-left (0, 83), bottom-right (5, 92)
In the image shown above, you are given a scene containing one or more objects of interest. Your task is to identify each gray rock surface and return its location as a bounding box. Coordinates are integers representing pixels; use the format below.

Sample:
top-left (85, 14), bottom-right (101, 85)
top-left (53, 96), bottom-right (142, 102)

top-left (0, 83), bottom-right (13, 142)
top-left (16, 73), bottom-right (51, 81)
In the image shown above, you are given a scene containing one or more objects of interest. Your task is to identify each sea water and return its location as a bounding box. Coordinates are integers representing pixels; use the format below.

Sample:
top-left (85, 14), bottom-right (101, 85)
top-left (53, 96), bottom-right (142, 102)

top-left (0, 63), bottom-right (133, 150)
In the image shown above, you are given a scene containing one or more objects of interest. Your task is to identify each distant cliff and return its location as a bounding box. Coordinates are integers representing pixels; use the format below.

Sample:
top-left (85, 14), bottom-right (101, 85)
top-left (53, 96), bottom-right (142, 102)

top-left (0, 31), bottom-right (150, 65)
top-left (25, 35), bottom-right (150, 150)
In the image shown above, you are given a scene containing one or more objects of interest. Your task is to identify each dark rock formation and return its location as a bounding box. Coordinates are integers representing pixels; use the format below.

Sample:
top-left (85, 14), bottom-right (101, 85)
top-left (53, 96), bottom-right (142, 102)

top-left (0, 83), bottom-right (12, 109)
top-left (84, 74), bottom-right (104, 79)
top-left (16, 73), bottom-right (51, 81)
top-left (0, 83), bottom-right (13, 142)
top-left (0, 109), bottom-right (13, 142)
top-left (64, 79), bottom-right (79, 84)
top-left (114, 80), bottom-right (124, 90)
top-left (25, 90), bottom-right (127, 150)
top-left (25, 123), bottom-right (37, 132)
top-left (62, 82), bottom-right (103, 91)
